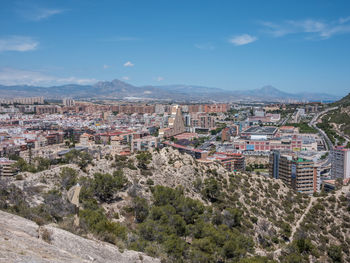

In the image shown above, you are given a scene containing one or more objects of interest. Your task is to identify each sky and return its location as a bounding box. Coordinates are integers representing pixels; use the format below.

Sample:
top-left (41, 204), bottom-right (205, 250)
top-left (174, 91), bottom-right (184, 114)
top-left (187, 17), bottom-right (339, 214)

top-left (0, 0), bottom-right (350, 96)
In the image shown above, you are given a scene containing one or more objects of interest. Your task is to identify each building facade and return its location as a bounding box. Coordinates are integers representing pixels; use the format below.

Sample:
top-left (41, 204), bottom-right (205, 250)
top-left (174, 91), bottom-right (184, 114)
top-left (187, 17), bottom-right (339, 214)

top-left (269, 152), bottom-right (319, 194)
top-left (0, 158), bottom-right (17, 176)
top-left (331, 146), bottom-right (350, 179)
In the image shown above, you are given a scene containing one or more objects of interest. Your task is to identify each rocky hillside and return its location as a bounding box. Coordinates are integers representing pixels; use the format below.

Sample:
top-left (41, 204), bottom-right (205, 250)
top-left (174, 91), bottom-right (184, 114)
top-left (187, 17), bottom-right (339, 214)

top-left (1, 147), bottom-right (349, 262)
top-left (0, 210), bottom-right (158, 263)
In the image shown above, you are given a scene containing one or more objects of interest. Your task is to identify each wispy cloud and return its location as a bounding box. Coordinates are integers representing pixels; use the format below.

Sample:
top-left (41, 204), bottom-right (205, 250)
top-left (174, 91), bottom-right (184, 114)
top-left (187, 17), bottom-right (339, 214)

top-left (122, 76), bottom-right (130, 81)
top-left (0, 36), bottom-right (38, 52)
top-left (31, 8), bottom-right (64, 21)
top-left (261, 17), bottom-right (350, 39)
top-left (123, 61), bottom-right (134, 67)
top-left (339, 16), bottom-right (350, 24)
top-left (0, 68), bottom-right (97, 86)
top-left (16, 2), bottom-right (65, 21)
top-left (99, 36), bottom-right (140, 42)
top-left (103, 64), bottom-right (109, 69)
top-left (194, 43), bottom-right (215, 50)
top-left (156, 76), bottom-right (164, 82)
top-left (229, 34), bottom-right (257, 46)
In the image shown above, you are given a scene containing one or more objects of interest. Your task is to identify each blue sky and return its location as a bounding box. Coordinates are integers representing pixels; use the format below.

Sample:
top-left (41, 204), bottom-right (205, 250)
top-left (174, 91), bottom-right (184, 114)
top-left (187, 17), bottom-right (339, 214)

top-left (0, 0), bottom-right (350, 96)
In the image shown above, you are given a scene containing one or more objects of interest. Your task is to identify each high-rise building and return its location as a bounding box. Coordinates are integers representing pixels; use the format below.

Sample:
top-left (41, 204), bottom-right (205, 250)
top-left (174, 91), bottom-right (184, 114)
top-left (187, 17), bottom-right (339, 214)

top-left (159, 105), bottom-right (185, 137)
top-left (331, 146), bottom-right (350, 179)
top-left (269, 150), bottom-right (280, 179)
top-left (269, 151), bottom-right (319, 194)
top-left (63, 98), bottom-right (75, 107)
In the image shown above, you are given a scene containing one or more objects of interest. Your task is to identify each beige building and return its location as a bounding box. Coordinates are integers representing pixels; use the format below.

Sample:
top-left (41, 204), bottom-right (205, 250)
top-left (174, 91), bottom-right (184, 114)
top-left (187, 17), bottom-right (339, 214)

top-left (159, 105), bottom-right (185, 138)
top-left (269, 152), bottom-right (319, 195)
top-left (131, 136), bottom-right (160, 152)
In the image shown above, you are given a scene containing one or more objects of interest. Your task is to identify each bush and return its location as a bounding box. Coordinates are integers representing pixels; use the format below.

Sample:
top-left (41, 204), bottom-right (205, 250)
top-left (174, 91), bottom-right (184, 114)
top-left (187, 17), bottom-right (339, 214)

top-left (328, 245), bottom-right (343, 263)
top-left (146, 178), bottom-right (154, 185)
top-left (133, 197), bottom-right (149, 223)
top-left (79, 208), bottom-right (126, 242)
top-left (202, 178), bottom-right (222, 202)
top-left (15, 174), bottom-right (23, 180)
top-left (136, 151), bottom-right (152, 169)
top-left (41, 228), bottom-right (52, 243)
top-left (92, 173), bottom-right (121, 202)
top-left (60, 167), bottom-right (78, 190)
top-left (113, 170), bottom-right (129, 189)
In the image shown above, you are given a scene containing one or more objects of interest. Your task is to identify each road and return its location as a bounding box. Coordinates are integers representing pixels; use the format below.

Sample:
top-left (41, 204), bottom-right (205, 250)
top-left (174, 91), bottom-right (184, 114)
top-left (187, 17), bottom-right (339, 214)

top-left (308, 106), bottom-right (338, 168)
top-left (279, 113), bottom-right (291, 126)
top-left (309, 106), bottom-right (338, 152)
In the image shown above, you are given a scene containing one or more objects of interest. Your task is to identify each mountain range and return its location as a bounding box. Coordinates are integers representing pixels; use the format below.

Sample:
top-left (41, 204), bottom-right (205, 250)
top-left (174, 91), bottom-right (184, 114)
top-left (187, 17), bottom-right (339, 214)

top-left (0, 79), bottom-right (341, 102)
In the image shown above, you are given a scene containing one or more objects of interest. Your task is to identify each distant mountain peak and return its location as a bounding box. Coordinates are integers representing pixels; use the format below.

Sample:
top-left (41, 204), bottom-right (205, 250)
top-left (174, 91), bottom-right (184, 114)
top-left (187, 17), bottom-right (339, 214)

top-left (259, 85), bottom-right (279, 92)
top-left (0, 80), bottom-right (340, 102)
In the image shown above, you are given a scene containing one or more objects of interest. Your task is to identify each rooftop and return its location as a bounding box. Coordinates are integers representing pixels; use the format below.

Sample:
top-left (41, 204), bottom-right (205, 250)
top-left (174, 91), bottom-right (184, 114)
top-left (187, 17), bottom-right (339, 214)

top-left (242, 126), bottom-right (278, 135)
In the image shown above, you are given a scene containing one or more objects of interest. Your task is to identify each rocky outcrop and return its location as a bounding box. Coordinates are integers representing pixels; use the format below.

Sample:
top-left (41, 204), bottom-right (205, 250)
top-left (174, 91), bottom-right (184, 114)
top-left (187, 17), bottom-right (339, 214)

top-left (0, 210), bottom-right (159, 263)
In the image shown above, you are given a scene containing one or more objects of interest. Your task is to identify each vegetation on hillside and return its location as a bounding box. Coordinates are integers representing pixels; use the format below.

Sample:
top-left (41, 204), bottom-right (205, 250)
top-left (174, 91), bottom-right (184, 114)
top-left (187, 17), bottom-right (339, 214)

top-left (1, 148), bottom-right (349, 262)
top-left (285, 122), bottom-right (317, 134)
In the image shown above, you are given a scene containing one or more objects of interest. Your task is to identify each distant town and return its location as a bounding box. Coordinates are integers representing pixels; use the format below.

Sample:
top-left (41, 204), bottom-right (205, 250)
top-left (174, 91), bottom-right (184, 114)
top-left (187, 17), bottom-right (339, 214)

top-left (1, 95), bottom-right (348, 195)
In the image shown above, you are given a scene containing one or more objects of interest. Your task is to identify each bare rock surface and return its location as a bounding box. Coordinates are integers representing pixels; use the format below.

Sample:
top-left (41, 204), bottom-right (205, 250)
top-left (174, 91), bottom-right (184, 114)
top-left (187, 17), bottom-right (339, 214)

top-left (0, 210), bottom-right (159, 263)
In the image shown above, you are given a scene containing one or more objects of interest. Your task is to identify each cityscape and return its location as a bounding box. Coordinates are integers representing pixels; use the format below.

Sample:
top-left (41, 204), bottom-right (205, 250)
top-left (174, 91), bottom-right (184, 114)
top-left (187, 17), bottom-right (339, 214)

top-left (0, 1), bottom-right (350, 263)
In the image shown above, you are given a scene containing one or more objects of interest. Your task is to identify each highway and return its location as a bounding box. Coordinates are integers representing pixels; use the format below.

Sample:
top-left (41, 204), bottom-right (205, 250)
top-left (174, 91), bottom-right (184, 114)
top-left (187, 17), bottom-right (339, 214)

top-left (309, 106), bottom-right (338, 168)
top-left (309, 106), bottom-right (338, 151)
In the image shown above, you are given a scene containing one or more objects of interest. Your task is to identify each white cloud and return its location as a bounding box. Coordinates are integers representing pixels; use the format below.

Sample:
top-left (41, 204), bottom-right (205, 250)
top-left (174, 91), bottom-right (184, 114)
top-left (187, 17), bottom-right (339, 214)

top-left (261, 17), bottom-right (350, 39)
top-left (32, 8), bottom-right (64, 21)
top-left (156, 76), bottom-right (164, 82)
top-left (122, 76), bottom-right (130, 81)
top-left (194, 43), bottom-right (215, 50)
top-left (123, 61), bottom-right (134, 67)
top-left (103, 64), bottom-right (109, 69)
top-left (260, 21), bottom-right (291, 37)
top-left (0, 36), bottom-right (38, 52)
top-left (229, 34), bottom-right (257, 46)
top-left (0, 68), bottom-right (97, 86)
top-left (339, 16), bottom-right (350, 24)
top-left (16, 4), bottom-right (64, 21)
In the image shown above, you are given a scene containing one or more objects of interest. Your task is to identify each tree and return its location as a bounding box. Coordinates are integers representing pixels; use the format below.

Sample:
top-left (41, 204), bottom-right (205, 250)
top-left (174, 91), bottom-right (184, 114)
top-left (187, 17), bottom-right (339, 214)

top-left (328, 245), bottom-right (343, 263)
top-left (202, 178), bottom-right (221, 202)
top-left (133, 197), bottom-right (149, 223)
top-left (163, 234), bottom-right (187, 258)
top-left (92, 173), bottom-right (119, 202)
top-left (136, 151), bottom-right (152, 170)
top-left (113, 170), bottom-right (129, 189)
top-left (222, 208), bottom-right (242, 228)
top-left (152, 185), bottom-right (183, 206)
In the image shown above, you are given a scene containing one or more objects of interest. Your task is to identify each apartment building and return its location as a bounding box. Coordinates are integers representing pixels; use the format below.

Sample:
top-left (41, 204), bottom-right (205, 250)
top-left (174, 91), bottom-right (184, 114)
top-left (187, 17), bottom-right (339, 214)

top-left (211, 152), bottom-right (245, 171)
top-left (186, 104), bottom-right (228, 113)
top-left (0, 158), bottom-right (17, 176)
top-left (35, 105), bottom-right (60, 114)
top-left (269, 152), bottom-right (319, 194)
top-left (190, 112), bottom-right (216, 130)
top-left (63, 98), bottom-right (75, 107)
top-left (0, 97), bottom-right (44, 105)
top-left (131, 136), bottom-right (160, 152)
top-left (331, 146), bottom-right (350, 179)
top-left (117, 104), bottom-right (155, 114)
